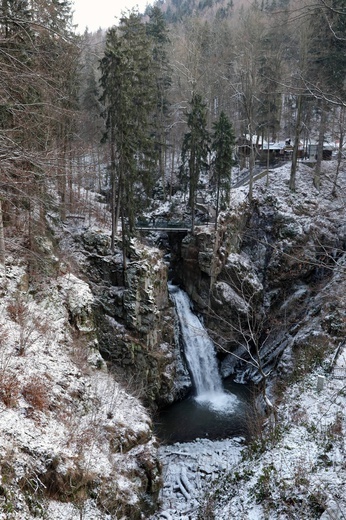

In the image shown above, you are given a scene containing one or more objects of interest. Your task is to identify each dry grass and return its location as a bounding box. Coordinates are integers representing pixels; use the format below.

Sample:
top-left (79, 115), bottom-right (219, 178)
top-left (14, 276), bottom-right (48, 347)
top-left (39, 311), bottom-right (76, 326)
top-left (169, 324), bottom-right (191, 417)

top-left (69, 335), bottom-right (90, 374)
top-left (0, 372), bottom-right (20, 407)
top-left (7, 295), bottom-right (51, 356)
top-left (22, 376), bottom-right (49, 411)
top-left (19, 457), bottom-right (97, 504)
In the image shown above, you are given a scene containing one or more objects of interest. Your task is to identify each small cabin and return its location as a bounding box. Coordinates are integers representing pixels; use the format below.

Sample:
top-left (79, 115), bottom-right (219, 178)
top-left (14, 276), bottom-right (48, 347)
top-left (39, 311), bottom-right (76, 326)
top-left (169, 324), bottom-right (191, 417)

top-left (236, 135), bottom-right (335, 165)
top-left (306, 141), bottom-right (334, 160)
top-left (258, 139), bottom-right (304, 164)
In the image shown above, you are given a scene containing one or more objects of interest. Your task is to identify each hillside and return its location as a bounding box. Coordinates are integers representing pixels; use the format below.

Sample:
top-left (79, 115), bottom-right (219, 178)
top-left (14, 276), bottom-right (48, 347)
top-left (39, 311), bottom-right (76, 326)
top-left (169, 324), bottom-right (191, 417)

top-left (0, 249), bottom-right (161, 518)
top-left (156, 0), bottom-right (278, 22)
top-left (1, 152), bottom-right (346, 519)
top-left (148, 159), bottom-right (346, 519)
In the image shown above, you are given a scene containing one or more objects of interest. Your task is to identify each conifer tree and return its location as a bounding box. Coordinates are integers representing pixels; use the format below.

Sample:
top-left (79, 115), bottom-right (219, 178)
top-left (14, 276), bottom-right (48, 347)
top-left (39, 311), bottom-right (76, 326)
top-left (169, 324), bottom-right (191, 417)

top-left (99, 11), bottom-right (156, 259)
top-left (211, 111), bottom-right (235, 228)
top-left (0, 0), bottom-right (79, 269)
top-left (180, 93), bottom-right (210, 232)
top-left (302, 0), bottom-right (346, 190)
top-left (146, 6), bottom-right (171, 192)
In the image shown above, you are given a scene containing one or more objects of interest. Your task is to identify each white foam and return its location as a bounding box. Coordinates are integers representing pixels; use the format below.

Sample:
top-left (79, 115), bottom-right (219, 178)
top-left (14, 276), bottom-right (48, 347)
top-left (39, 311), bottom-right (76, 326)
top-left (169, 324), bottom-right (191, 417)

top-left (195, 391), bottom-right (239, 413)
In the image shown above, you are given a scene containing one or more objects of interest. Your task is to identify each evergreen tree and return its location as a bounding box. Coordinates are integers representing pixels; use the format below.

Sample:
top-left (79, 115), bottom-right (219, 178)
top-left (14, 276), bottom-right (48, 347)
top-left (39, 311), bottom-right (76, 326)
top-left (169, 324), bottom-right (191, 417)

top-left (180, 93), bottom-right (210, 232)
top-left (31, 0), bottom-right (74, 32)
top-left (0, 0), bottom-right (31, 37)
top-left (310, 0), bottom-right (346, 98)
top-left (0, 0), bottom-right (79, 270)
top-left (81, 66), bottom-right (103, 142)
top-left (211, 111), bottom-right (235, 228)
top-left (304, 0), bottom-right (346, 190)
top-left (99, 11), bottom-right (156, 259)
top-left (146, 6), bottom-right (171, 191)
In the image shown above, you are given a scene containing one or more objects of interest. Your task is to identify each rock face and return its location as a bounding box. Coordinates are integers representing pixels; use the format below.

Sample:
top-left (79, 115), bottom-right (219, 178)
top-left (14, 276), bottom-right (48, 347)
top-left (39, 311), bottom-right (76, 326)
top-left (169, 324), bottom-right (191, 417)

top-left (77, 231), bottom-right (189, 408)
top-left (173, 164), bottom-right (346, 385)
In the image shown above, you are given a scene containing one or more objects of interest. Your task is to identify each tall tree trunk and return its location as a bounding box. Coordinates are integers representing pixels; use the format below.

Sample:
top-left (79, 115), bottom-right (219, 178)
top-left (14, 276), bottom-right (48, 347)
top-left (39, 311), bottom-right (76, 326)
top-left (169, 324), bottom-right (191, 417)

top-left (121, 187), bottom-right (127, 285)
top-left (59, 130), bottom-right (68, 221)
top-left (332, 107), bottom-right (345, 196)
top-left (248, 132), bottom-right (255, 201)
top-left (266, 119), bottom-right (270, 187)
top-left (189, 150), bottom-right (196, 233)
top-left (314, 100), bottom-right (327, 191)
top-left (0, 199), bottom-right (6, 269)
top-left (110, 123), bottom-right (117, 253)
top-left (170, 140), bottom-right (175, 202)
top-left (290, 93), bottom-right (303, 192)
top-left (215, 177), bottom-right (220, 230)
top-left (68, 145), bottom-right (74, 213)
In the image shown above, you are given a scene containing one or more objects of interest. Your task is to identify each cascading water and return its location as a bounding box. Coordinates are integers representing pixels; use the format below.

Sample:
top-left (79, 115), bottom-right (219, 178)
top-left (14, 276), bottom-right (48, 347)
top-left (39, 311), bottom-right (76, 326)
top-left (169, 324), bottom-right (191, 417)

top-left (169, 285), bottom-right (238, 413)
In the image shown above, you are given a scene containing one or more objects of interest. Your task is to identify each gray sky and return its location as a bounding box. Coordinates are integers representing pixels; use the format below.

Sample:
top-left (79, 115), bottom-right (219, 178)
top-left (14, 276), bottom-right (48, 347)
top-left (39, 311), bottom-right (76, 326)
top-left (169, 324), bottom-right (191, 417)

top-left (72, 0), bottom-right (151, 33)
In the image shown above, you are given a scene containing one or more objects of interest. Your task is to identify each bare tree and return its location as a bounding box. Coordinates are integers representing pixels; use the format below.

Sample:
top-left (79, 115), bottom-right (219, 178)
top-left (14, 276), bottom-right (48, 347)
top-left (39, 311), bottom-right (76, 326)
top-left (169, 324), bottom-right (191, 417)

top-left (332, 106), bottom-right (345, 196)
top-left (229, 5), bottom-right (268, 199)
top-left (0, 200), bottom-right (5, 269)
top-left (206, 266), bottom-right (278, 420)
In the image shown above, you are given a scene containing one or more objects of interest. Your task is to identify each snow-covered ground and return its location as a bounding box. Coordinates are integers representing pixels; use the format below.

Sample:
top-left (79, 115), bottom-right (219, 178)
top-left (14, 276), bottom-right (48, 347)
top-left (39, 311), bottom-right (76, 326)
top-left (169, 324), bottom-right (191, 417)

top-left (149, 438), bottom-right (244, 519)
top-left (0, 259), bottom-right (159, 519)
top-left (149, 350), bottom-right (345, 520)
top-left (213, 350), bottom-right (346, 520)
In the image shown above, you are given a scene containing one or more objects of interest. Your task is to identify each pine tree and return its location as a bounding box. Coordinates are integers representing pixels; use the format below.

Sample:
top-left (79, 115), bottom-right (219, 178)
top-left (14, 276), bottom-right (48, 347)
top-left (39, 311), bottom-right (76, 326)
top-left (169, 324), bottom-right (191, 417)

top-left (309, 0), bottom-right (346, 99)
top-left (81, 67), bottom-right (103, 142)
top-left (211, 111), bottom-right (235, 228)
top-left (304, 0), bottom-right (346, 190)
top-left (146, 6), bottom-right (171, 192)
top-left (99, 11), bottom-right (156, 260)
top-left (0, 0), bottom-right (79, 270)
top-left (180, 93), bottom-right (210, 232)
top-left (0, 0), bottom-right (32, 37)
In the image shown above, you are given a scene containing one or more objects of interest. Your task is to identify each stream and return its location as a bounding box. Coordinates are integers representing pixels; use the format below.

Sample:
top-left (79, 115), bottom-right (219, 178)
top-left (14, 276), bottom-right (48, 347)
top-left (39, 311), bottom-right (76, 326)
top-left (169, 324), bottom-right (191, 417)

top-left (154, 377), bottom-right (251, 444)
top-left (150, 286), bottom-right (251, 519)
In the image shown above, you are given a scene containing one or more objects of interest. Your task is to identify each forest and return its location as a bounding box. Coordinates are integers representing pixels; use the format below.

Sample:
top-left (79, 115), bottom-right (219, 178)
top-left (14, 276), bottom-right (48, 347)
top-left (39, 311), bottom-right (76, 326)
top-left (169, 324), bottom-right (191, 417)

top-left (1, 0), bottom-right (346, 270)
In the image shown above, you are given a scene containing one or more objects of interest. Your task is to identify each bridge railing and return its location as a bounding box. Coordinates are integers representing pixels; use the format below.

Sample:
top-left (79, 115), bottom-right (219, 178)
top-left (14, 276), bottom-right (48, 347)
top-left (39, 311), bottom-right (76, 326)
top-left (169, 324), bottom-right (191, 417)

top-left (136, 219), bottom-right (192, 230)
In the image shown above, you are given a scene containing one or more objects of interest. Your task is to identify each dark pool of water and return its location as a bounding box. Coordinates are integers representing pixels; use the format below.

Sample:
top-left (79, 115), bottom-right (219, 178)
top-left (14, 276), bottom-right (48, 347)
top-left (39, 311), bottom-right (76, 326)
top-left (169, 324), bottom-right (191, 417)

top-left (154, 378), bottom-right (253, 444)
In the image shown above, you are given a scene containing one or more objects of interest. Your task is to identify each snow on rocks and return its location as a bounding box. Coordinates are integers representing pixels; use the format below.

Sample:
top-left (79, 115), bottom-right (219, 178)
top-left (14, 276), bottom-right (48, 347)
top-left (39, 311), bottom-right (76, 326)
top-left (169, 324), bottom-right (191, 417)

top-left (151, 160), bottom-right (346, 520)
top-left (0, 260), bottom-right (160, 519)
top-left (57, 272), bottom-right (95, 332)
top-left (209, 346), bottom-right (346, 520)
top-left (150, 438), bottom-right (244, 519)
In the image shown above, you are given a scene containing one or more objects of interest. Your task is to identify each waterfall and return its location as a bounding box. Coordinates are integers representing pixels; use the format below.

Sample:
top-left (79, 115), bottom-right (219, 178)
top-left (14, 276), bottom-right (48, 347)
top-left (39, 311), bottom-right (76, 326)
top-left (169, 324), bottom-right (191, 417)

top-left (169, 285), bottom-right (238, 412)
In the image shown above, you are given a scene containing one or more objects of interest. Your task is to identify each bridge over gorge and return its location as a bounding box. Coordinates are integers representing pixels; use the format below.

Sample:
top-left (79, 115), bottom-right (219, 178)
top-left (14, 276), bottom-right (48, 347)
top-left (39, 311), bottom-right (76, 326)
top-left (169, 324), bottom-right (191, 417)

top-left (135, 214), bottom-right (215, 233)
top-left (135, 219), bottom-right (193, 232)
top-left (135, 196), bottom-right (216, 233)
top-left (135, 196), bottom-right (216, 232)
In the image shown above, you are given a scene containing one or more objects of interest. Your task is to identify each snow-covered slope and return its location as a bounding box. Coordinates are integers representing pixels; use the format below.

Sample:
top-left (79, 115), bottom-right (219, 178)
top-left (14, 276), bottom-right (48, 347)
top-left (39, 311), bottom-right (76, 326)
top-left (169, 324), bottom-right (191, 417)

top-left (0, 259), bottom-right (160, 519)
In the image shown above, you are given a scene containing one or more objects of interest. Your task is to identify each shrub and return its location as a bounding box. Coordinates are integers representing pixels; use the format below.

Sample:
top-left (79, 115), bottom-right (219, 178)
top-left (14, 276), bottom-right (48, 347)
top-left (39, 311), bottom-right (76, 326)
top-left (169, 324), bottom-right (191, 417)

top-left (7, 295), bottom-right (50, 355)
top-left (289, 334), bottom-right (333, 383)
top-left (22, 376), bottom-right (49, 411)
top-left (0, 372), bottom-right (20, 407)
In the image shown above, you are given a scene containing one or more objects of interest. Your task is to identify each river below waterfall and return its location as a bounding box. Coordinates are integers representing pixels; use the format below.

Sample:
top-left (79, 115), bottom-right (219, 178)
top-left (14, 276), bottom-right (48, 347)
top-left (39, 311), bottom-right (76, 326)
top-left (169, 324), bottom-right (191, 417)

top-left (154, 377), bottom-right (252, 444)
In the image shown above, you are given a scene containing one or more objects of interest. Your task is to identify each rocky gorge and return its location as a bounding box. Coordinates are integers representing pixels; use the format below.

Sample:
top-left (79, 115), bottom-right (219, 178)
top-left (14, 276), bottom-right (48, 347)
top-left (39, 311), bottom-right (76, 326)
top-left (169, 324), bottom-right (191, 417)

top-left (1, 160), bottom-right (345, 519)
top-left (65, 160), bottom-right (346, 519)
top-left (59, 160), bottom-right (346, 518)
top-left (74, 161), bottom-right (346, 409)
